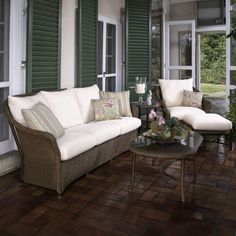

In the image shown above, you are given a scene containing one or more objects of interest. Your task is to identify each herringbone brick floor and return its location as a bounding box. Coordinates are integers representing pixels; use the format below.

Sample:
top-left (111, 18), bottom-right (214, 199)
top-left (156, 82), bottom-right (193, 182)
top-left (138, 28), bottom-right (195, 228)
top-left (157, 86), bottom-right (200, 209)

top-left (0, 142), bottom-right (236, 236)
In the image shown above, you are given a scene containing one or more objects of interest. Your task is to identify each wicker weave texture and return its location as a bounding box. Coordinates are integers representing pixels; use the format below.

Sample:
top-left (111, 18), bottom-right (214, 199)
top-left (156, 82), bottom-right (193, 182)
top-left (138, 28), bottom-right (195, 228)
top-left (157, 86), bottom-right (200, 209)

top-left (3, 98), bottom-right (138, 195)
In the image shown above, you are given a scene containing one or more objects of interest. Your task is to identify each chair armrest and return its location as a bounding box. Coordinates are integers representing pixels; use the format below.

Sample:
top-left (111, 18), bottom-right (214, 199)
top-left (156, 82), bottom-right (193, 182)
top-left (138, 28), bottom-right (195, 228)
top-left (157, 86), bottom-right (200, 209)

top-left (202, 96), bottom-right (212, 113)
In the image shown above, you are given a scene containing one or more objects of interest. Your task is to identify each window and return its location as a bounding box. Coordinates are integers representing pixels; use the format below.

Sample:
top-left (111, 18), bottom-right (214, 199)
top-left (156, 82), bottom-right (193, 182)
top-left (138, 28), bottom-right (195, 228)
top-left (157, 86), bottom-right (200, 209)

top-left (0, 0), bottom-right (10, 144)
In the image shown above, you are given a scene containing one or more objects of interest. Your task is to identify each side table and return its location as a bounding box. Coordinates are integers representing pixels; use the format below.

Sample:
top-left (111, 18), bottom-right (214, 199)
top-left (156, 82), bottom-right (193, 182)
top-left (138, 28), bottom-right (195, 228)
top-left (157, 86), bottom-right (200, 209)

top-left (131, 102), bottom-right (162, 131)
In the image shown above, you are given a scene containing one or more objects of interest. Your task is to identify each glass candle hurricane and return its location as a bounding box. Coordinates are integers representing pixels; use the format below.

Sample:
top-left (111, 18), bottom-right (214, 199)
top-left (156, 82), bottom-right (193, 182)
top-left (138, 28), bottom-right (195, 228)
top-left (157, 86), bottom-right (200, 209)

top-left (135, 77), bottom-right (147, 104)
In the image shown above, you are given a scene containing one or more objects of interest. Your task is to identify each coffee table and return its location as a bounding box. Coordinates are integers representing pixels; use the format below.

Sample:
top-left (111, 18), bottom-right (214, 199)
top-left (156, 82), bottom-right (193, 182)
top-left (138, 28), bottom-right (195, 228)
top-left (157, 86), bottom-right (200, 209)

top-left (128, 132), bottom-right (203, 202)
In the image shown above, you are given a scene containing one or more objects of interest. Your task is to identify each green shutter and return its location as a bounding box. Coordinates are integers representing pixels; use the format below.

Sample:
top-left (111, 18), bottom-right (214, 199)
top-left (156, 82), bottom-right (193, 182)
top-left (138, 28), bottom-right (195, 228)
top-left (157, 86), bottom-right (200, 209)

top-left (26, 0), bottom-right (61, 93)
top-left (126, 0), bottom-right (151, 100)
top-left (76, 0), bottom-right (98, 87)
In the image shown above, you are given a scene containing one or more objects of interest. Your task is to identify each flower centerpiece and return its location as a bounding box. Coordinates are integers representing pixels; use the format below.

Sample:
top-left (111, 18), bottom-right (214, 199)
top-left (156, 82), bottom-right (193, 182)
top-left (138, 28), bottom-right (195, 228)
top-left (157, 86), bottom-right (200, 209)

top-left (143, 109), bottom-right (189, 141)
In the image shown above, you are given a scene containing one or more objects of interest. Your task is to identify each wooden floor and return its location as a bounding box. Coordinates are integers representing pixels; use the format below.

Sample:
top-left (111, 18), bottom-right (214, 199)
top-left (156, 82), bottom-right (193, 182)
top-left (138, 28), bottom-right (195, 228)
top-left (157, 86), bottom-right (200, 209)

top-left (0, 141), bottom-right (236, 236)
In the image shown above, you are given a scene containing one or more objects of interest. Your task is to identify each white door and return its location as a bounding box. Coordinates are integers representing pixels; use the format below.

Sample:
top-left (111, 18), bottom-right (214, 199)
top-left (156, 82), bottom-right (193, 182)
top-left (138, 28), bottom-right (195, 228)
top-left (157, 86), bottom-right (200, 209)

top-left (0, 0), bottom-right (14, 154)
top-left (97, 16), bottom-right (118, 91)
top-left (165, 21), bottom-right (196, 85)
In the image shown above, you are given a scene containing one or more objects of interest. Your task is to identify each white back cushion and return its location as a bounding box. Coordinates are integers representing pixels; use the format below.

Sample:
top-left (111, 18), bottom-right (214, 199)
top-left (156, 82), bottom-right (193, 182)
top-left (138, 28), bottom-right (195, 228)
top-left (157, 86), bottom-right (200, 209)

top-left (8, 92), bottom-right (48, 125)
top-left (41, 89), bottom-right (83, 128)
top-left (159, 78), bottom-right (193, 107)
top-left (73, 84), bottom-right (100, 123)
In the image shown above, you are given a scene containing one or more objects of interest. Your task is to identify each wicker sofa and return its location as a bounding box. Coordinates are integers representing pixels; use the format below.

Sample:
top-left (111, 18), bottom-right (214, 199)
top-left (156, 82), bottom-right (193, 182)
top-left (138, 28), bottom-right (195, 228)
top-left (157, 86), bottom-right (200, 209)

top-left (3, 85), bottom-right (141, 195)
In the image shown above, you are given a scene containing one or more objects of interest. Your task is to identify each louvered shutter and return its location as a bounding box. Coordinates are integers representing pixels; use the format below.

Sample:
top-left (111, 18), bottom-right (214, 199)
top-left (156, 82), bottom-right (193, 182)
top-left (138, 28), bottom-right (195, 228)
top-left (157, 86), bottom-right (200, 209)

top-left (76, 0), bottom-right (98, 87)
top-left (126, 0), bottom-right (151, 100)
top-left (26, 0), bottom-right (61, 92)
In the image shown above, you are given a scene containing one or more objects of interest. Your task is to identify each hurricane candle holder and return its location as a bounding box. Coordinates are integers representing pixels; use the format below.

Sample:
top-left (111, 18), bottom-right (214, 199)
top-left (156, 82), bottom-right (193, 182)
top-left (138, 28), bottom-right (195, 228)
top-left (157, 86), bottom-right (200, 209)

top-left (135, 77), bottom-right (147, 104)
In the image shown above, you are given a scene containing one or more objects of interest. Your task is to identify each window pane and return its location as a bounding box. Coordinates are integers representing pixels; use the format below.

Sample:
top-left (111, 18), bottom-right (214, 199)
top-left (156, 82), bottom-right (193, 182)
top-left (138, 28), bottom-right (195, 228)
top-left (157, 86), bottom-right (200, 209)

top-left (105, 76), bottom-right (116, 92)
top-left (231, 11), bottom-right (236, 66)
top-left (179, 32), bottom-right (192, 66)
top-left (152, 0), bottom-right (162, 10)
top-left (169, 70), bottom-right (192, 80)
top-left (98, 21), bottom-right (103, 75)
top-left (97, 77), bottom-right (102, 90)
top-left (106, 23), bottom-right (116, 74)
top-left (169, 24), bottom-right (192, 66)
top-left (197, 0), bottom-right (224, 26)
top-left (0, 24), bottom-right (4, 50)
top-left (151, 17), bottom-right (161, 83)
top-left (0, 53), bottom-right (4, 82)
top-left (0, 0), bottom-right (5, 22)
top-left (230, 71), bottom-right (236, 85)
top-left (0, 87), bottom-right (9, 141)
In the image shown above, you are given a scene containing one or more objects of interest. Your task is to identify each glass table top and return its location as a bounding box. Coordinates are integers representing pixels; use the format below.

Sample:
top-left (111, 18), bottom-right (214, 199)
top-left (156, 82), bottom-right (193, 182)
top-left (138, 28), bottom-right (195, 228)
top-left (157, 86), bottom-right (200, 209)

top-left (129, 132), bottom-right (204, 160)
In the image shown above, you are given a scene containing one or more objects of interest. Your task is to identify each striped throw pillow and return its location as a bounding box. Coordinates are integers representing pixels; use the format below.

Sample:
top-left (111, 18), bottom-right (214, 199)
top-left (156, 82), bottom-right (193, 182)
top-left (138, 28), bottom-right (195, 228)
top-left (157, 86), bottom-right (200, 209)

top-left (99, 91), bottom-right (132, 117)
top-left (22, 102), bottom-right (65, 139)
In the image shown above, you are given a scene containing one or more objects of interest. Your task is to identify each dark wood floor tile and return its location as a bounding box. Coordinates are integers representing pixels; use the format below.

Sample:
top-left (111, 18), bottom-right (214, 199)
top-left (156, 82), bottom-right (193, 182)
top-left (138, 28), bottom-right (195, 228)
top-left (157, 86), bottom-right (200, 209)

top-left (5, 222), bottom-right (38, 236)
top-left (0, 142), bottom-right (236, 235)
top-left (19, 205), bottom-right (48, 224)
top-left (142, 208), bottom-right (171, 222)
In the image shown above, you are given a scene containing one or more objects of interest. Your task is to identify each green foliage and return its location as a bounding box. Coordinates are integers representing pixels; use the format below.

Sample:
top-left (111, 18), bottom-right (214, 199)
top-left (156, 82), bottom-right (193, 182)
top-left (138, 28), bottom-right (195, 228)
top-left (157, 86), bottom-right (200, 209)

top-left (226, 90), bottom-right (236, 139)
top-left (201, 34), bottom-right (226, 84)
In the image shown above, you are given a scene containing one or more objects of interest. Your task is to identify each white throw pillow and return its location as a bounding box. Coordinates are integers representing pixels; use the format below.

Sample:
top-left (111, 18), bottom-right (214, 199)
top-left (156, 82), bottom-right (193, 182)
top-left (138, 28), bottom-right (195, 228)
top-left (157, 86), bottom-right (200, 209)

top-left (8, 92), bottom-right (48, 125)
top-left (159, 78), bottom-right (193, 107)
top-left (73, 84), bottom-right (100, 123)
top-left (41, 89), bottom-right (83, 128)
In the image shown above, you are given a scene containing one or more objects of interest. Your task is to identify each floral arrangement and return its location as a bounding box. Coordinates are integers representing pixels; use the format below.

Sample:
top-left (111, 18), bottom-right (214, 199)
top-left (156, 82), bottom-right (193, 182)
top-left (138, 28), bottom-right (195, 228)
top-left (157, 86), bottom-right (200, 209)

top-left (144, 109), bottom-right (189, 140)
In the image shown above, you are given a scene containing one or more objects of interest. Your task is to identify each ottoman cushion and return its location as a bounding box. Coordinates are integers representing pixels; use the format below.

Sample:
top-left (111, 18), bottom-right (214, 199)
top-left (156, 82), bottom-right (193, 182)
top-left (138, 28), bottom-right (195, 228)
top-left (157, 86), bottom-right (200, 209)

top-left (184, 113), bottom-right (232, 131)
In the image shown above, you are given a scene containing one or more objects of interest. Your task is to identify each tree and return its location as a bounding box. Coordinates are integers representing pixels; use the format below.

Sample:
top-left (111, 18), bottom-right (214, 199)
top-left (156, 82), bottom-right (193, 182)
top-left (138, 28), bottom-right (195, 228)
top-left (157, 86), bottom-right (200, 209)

top-left (201, 34), bottom-right (226, 84)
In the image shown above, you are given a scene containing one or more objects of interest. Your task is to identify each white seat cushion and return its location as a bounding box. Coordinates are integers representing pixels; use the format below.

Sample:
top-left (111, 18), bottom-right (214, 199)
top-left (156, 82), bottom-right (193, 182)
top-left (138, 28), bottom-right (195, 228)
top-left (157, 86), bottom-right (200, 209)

top-left (168, 106), bottom-right (205, 120)
top-left (57, 132), bottom-right (97, 161)
top-left (65, 122), bottom-right (121, 145)
top-left (73, 85), bottom-right (100, 123)
top-left (8, 92), bottom-right (48, 125)
top-left (96, 117), bottom-right (141, 135)
top-left (41, 90), bottom-right (83, 129)
top-left (159, 79), bottom-right (193, 107)
top-left (184, 113), bottom-right (232, 131)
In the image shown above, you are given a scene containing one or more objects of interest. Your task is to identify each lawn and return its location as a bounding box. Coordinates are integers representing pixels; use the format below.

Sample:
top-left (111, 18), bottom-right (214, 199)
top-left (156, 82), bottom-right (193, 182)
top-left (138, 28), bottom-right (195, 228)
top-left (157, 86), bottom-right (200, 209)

top-left (201, 83), bottom-right (226, 97)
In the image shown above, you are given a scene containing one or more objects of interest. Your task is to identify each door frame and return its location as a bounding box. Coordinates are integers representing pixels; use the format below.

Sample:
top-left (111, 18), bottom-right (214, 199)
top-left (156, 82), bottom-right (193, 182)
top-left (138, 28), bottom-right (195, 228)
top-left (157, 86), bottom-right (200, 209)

top-left (196, 27), bottom-right (227, 93)
top-left (0, 0), bottom-right (27, 155)
top-left (97, 15), bottom-right (120, 91)
top-left (165, 20), bottom-right (196, 84)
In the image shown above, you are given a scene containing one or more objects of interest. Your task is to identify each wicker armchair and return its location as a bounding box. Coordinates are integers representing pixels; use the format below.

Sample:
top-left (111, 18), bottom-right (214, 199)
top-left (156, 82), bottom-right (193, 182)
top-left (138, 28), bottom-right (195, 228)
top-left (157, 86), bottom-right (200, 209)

top-left (155, 85), bottom-right (212, 119)
top-left (155, 85), bottom-right (232, 150)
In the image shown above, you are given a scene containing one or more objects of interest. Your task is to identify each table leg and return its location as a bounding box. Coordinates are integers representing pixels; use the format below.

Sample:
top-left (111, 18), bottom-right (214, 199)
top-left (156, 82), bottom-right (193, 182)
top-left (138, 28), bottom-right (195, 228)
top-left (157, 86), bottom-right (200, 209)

top-left (181, 159), bottom-right (185, 202)
top-left (193, 156), bottom-right (197, 184)
top-left (146, 108), bottom-right (149, 130)
top-left (128, 153), bottom-right (136, 192)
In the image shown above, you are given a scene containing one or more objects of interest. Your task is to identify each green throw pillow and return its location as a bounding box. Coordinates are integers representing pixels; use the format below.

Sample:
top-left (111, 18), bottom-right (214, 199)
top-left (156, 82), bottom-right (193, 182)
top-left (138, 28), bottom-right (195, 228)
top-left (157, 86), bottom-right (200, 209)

top-left (92, 98), bottom-right (122, 121)
top-left (22, 102), bottom-right (65, 139)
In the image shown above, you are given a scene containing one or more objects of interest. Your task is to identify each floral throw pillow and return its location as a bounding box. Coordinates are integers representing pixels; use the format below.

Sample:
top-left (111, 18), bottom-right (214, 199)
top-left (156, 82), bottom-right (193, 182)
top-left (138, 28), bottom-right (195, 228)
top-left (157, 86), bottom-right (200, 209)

top-left (92, 98), bottom-right (122, 121)
top-left (182, 90), bottom-right (203, 108)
